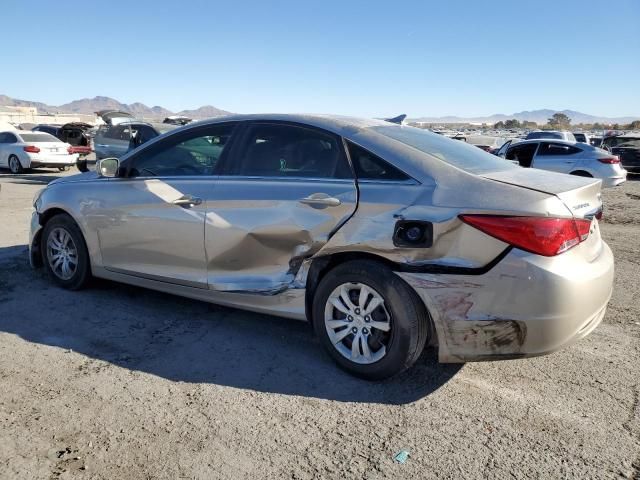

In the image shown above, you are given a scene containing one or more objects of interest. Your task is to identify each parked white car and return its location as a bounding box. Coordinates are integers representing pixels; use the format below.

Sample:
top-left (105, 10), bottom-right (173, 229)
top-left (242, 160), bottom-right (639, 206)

top-left (0, 131), bottom-right (78, 173)
top-left (495, 139), bottom-right (627, 187)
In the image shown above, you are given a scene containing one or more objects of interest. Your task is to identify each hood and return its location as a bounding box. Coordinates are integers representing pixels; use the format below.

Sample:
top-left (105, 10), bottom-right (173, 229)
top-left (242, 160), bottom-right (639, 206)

top-left (481, 168), bottom-right (602, 218)
top-left (48, 171), bottom-right (100, 186)
top-left (96, 110), bottom-right (134, 125)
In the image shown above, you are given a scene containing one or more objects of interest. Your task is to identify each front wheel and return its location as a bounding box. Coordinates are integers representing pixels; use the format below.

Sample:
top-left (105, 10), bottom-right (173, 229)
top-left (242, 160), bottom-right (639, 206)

top-left (312, 260), bottom-right (429, 380)
top-left (41, 214), bottom-right (92, 290)
top-left (8, 155), bottom-right (24, 174)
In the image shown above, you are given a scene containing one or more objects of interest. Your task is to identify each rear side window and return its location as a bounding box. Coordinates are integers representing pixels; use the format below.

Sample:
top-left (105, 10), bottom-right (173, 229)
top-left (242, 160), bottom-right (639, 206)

top-left (372, 125), bottom-right (518, 174)
top-left (537, 142), bottom-right (582, 156)
top-left (347, 141), bottom-right (410, 181)
top-left (527, 131), bottom-right (562, 140)
top-left (19, 133), bottom-right (61, 143)
top-left (233, 123), bottom-right (352, 179)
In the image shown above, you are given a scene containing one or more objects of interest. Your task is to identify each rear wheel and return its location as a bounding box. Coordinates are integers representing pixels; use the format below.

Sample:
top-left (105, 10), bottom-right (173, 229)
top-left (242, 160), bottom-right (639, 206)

top-left (41, 214), bottom-right (91, 290)
top-left (312, 260), bottom-right (429, 380)
top-left (8, 155), bottom-right (23, 174)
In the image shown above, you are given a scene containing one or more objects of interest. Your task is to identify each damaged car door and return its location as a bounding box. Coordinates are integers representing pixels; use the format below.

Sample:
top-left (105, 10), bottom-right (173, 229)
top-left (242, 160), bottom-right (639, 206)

top-left (96, 123), bottom-right (238, 287)
top-left (204, 121), bottom-right (357, 293)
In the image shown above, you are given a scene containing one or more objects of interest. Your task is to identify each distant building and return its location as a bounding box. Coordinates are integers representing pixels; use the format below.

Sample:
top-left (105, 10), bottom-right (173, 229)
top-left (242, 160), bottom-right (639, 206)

top-left (0, 106), bottom-right (95, 127)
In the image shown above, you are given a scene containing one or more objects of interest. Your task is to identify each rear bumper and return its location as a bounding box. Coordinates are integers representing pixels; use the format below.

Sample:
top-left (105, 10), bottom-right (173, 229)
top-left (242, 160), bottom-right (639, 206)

top-left (601, 174), bottom-right (627, 188)
top-left (29, 156), bottom-right (78, 168)
top-left (398, 237), bottom-right (614, 362)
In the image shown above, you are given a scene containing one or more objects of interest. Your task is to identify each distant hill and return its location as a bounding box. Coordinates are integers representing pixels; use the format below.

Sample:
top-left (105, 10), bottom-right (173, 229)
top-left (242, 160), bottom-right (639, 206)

top-left (177, 105), bottom-right (230, 118)
top-left (0, 94), bottom-right (231, 120)
top-left (410, 109), bottom-right (639, 125)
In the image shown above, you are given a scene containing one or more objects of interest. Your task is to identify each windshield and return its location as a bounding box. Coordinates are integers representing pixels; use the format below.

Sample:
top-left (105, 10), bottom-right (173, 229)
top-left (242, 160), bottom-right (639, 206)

top-left (371, 125), bottom-right (517, 174)
top-left (20, 133), bottom-right (62, 143)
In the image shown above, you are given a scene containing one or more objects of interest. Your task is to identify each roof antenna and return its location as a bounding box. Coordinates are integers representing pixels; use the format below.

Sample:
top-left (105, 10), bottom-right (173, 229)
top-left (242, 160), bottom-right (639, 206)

top-left (384, 114), bottom-right (407, 125)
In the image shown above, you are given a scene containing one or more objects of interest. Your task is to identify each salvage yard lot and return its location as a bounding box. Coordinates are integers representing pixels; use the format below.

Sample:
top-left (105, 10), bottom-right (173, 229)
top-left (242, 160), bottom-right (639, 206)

top-left (0, 170), bottom-right (639, 479)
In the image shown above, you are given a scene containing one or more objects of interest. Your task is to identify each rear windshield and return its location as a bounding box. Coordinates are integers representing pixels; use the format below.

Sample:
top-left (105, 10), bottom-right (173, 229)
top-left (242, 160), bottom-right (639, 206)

top-left (371, 125), bottom-right (517, 174)
top-left (20, 133), bottom-right (62, 143)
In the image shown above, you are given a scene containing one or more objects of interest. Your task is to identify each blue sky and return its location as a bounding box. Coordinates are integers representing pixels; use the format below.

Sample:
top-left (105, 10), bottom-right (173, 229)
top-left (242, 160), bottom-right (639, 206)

top-left (4, 0), bottom-right (640, 117)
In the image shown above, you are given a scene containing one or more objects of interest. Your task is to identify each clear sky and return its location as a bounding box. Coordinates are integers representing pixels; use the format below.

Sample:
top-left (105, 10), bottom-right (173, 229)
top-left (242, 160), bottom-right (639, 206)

top-left (4, 0), bottom-right (640, 118)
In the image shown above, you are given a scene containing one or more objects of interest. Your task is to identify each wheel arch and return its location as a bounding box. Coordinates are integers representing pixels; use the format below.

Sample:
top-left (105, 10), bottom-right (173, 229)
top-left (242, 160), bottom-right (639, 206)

top-left (569, 169), bottom-right (593, 177)
top-left (32, 207), bottom-right (84, 268)
top-left (304, 251), bottom-right (437, 346)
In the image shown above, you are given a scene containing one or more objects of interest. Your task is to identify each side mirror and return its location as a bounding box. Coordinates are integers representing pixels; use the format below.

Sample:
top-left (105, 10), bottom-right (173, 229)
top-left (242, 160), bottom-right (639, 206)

top-left (98, 158), bottom-right (119, 178)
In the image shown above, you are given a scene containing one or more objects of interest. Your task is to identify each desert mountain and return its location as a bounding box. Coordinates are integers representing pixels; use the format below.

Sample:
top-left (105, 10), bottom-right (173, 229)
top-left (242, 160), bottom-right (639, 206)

top-left (0, 95), bottom-right (231, 120)
top-left (410, 109), bottom-right (638, 125)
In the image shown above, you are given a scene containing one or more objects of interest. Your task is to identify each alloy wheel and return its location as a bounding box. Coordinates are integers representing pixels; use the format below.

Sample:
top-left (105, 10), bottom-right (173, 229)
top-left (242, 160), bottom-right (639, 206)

top-left (324, 282), bottom-right (392, 365)
top-left (46, 227), bottom-right (78, 280)
top-left (9, 157), bottom-right (21, 174)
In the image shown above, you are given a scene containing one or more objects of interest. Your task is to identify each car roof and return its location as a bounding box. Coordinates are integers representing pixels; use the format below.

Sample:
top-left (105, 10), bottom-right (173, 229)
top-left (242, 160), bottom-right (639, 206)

top-left (121, 114), bottom-right (513, 184)
top-left (512, 138), bottom-right (588, 147)
top-left (184, 113), bottom-right (389, 133)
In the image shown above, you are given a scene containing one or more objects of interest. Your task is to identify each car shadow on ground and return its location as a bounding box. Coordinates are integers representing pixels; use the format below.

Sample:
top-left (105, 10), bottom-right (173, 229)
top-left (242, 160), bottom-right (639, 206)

top-left (0, 169), bottom-right (70, 186)
top-left (0, 245), bottom-right (461, 405)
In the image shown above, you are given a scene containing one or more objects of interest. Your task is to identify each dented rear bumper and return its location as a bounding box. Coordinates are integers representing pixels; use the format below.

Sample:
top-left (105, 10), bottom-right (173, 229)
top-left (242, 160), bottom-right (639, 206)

top-left (397, 239), bottom-right (614, 362)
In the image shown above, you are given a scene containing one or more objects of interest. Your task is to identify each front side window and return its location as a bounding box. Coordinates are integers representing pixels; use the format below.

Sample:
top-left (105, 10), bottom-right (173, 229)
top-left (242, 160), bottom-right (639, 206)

top-left (128, 124), bottom-right (236, 177)
top-left (537, 142), bottom-right (582, 156)
top-left (506, 143), bottom-right (538, 167)
top-left (104, 126), bottom-right (128, 141)
top-left (346, 141), bottom-right (410, 181)
top-left (232, 123), bottom-right (351, 179)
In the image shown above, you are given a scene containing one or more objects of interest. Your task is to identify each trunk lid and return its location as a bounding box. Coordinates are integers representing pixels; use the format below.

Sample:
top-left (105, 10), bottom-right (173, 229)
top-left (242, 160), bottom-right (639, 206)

top-left (96, 110), bottom-right (134, 126)
top-left (481, 168), bottom-right (602, 218)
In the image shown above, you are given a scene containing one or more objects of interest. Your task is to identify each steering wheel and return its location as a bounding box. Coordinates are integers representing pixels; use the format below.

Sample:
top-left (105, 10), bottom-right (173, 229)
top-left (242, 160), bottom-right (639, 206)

top-left (174, 164), bottom-right (202, 175)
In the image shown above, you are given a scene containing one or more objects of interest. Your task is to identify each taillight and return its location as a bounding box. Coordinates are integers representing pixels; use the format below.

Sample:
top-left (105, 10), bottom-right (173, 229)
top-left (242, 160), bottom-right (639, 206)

top-left (23, 145), bottom-right (40, 153)
top-left (67, 146), bottom-right (73, 154)
top-left (459, 215), bottom-right (592, 257)
top-left (598, 157), bottom-right (620, 164)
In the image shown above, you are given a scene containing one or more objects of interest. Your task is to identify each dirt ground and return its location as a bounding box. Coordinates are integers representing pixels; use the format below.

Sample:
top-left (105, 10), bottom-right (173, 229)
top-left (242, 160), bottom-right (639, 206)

top-left (0, 167), bottom-right (638, 479)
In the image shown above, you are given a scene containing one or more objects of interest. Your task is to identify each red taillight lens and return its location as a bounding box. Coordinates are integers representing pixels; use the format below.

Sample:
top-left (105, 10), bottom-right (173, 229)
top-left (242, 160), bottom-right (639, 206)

top-left (459, 215), bottom-right (592, 257)
top-left (23, 145), bottom-right (40, 153)
top-left (598, 157), bottom-right (620, 164)
top-left (67, 146), bottom-right (73, 154)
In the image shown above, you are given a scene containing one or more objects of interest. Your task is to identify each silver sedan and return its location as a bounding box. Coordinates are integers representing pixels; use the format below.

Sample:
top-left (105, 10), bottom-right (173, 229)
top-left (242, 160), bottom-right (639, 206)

top-left (30, 115), bottom-right (614, 379)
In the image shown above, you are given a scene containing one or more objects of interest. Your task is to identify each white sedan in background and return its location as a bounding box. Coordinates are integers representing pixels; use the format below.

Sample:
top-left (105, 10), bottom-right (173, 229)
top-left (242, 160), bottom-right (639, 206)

top-left (495, 139), bottom-right (627, 188)
top-left (0, 131), bottom-right (79, 173)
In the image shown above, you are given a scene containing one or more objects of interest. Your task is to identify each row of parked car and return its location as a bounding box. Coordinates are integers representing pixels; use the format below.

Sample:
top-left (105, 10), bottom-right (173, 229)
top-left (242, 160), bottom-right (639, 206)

top-left (0, 110), bottom-right (185, 173)
top-left (492, 130), bottom-right (630, 188)
top-left (1, 115), bottom-right (638, 190)
top-left (455, 129), bottom-right (636, 188)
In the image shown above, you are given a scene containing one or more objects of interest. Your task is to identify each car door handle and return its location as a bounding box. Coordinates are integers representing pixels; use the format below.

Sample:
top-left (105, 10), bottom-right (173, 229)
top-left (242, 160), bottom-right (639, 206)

top-left (299, 193), bottom-right (341, 208)
top-left (96, 144), bottom-right (108, 147)
top-left (173, 195), bottom-right (202, 207)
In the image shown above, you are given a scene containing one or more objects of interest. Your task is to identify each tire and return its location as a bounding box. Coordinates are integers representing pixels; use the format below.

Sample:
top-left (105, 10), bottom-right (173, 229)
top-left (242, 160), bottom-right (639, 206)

top-left (312, 260), bottom-right (429, 380)
top-left (41, 214), bottom-right (91, 290)
top-left (8, 155), bottom-right (24, 174)
top-left (76, 158), bottom-right (89, 173)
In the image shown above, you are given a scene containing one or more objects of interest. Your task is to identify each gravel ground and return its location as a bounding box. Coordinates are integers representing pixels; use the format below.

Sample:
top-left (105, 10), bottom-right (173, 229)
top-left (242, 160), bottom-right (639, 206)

top-left (0, 167), bottom-right (639, 479)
